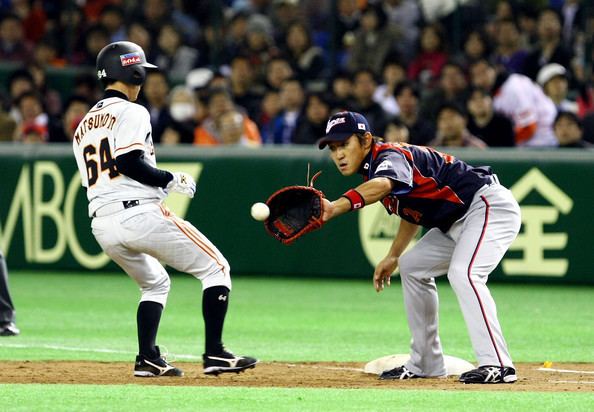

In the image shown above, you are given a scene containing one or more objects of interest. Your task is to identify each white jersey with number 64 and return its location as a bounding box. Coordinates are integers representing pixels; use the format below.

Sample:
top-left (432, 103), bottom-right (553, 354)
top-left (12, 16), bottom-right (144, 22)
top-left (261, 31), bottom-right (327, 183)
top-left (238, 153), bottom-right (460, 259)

top-left (72, 96), bottom-right (166, 217)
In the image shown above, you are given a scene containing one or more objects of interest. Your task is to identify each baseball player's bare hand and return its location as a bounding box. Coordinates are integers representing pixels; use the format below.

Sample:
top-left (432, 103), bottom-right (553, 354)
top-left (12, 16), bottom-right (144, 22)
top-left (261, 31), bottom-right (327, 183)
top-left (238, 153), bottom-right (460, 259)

top-left (374, 256), bottom-right (398, 292)
top-left (166, 172), bottom-right (196, 198)
top-left (322, 198), bottom-right (334, 222)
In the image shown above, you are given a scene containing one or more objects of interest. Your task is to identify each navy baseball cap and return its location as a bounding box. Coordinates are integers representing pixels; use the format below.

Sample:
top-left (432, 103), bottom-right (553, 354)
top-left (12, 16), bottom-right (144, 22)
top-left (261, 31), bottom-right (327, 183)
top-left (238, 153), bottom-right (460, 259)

top-left (318, 111), bottom-right (371, 149)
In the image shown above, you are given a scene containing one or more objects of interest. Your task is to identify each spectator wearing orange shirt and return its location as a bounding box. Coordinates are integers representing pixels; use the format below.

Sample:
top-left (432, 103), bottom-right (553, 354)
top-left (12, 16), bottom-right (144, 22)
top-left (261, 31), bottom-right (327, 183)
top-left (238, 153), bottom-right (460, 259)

top-left (194, 88), bottom-right (261, 146)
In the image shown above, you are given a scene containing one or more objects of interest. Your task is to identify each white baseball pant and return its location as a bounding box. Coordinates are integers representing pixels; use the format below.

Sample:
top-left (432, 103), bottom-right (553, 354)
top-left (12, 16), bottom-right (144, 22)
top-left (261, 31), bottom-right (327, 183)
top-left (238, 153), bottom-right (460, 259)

top-left (91, 201), bottom-right (231, 307)
top-left (398, 183), bottom-right (521, 377)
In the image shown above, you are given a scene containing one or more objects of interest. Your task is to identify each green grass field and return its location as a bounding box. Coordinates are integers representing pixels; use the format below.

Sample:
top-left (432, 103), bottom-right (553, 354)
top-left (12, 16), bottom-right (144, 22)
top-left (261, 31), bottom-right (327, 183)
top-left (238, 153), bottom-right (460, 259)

top-left (1, 271), bottom-right (594, 411)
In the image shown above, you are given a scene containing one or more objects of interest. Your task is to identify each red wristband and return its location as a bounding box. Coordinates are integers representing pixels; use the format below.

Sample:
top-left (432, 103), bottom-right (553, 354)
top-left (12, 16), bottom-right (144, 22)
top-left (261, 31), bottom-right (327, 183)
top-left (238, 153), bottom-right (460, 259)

top-left (341, 189), bottom-right (365, 210)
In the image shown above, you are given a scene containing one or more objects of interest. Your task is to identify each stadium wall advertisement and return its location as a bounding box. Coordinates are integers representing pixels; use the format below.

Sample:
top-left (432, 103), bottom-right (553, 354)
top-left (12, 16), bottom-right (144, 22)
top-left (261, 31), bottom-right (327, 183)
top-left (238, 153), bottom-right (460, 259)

top-left (0, 144), bottom-right (592, 284)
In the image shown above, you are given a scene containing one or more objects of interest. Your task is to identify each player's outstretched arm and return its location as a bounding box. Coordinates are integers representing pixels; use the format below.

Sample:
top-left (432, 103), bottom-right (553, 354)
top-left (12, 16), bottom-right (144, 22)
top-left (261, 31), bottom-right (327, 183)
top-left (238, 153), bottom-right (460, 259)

top-left (373, 220), bottom-right (419, 292)
top-left (322, 177), bottom-right (394, 222)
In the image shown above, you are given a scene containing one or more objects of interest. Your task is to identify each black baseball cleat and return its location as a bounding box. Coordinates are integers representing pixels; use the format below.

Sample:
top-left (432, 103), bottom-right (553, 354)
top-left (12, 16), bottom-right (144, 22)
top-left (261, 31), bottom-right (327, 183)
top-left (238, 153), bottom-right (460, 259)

top-left (459, 366), bottom-right (517, 384)
top-left (379, 365), bottom-right (421, 380)
top-left (134, 346), bottom-right (184, 377)
top-left (203, 349), bottom-right (258, 376)
top-left (0, 322), bottom-right (19, 336)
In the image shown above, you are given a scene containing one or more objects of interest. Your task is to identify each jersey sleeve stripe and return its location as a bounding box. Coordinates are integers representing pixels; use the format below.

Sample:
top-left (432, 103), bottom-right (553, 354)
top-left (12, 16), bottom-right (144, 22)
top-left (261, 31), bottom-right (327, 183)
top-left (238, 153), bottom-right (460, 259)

top-left (114, 142), bottom-right (145, 154)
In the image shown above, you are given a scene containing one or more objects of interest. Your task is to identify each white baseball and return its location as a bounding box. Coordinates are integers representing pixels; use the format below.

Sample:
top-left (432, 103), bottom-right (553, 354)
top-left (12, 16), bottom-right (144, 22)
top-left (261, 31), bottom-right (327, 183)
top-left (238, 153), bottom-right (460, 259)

top-left (251, 202), bottom-right (270, 221)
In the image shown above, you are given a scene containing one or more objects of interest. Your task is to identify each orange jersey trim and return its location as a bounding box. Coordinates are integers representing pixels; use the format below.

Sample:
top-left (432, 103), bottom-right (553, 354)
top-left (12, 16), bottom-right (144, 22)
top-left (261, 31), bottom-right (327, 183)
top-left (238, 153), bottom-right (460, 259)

top-left (114, 142), bottom-right (145, 154)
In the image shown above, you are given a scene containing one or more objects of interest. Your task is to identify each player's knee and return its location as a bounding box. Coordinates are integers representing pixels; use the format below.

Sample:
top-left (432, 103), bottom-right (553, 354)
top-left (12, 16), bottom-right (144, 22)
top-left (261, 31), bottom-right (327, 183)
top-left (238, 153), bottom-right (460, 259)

top-left (202, 268), bottom-right (232, 291)
top-left (140, 276), bottom-right (171, 306)
top-left (447, 263), bottom-right (472, 291)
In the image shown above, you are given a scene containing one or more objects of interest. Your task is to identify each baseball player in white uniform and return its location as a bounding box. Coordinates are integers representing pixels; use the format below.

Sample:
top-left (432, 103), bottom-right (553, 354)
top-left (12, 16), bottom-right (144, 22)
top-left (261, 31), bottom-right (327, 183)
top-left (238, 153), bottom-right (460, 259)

top-left (72, 41), bottom-right (257, 377)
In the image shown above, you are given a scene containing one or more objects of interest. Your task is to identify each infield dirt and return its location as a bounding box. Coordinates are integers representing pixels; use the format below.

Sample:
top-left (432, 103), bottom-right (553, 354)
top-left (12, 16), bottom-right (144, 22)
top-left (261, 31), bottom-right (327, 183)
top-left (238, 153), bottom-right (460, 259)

top-left (2, 361), bottom-right (593, 392)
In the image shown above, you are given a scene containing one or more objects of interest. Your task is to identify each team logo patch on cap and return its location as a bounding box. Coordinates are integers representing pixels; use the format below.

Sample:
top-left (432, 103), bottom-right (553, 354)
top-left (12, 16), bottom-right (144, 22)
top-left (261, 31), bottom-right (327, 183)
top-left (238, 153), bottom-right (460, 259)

top-left (120, 52), bottom-right (142, 67)
top-left (358, 123), bottom-right (366, 130)
top-left (326, 117), bottom-right (346, 134)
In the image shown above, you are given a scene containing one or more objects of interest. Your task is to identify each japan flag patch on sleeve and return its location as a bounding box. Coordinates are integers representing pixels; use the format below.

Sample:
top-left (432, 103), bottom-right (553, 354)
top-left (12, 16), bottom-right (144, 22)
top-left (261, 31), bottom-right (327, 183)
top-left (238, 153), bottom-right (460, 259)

top-left (375, 160), bottom-right (391, 173)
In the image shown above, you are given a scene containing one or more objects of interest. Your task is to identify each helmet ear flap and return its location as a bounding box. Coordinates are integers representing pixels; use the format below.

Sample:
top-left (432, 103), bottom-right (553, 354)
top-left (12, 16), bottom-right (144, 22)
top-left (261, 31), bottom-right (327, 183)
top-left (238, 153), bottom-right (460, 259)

top-left (130, 66), bottom-right (146, 85)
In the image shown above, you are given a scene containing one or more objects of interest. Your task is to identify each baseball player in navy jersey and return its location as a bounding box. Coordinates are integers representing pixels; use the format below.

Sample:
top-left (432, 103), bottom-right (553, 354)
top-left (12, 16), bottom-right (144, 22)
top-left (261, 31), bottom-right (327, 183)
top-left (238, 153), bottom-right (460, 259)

top-left (72, 41), bottom-right (256, 377)
top-left (318, 111), bottom-right (520, 384)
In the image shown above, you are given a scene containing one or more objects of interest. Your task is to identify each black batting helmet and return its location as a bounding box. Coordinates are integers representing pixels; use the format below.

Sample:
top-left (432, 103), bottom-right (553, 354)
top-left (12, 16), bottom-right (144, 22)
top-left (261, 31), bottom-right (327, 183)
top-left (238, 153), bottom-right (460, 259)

top-left (96, 41), bottom-right (157, 87)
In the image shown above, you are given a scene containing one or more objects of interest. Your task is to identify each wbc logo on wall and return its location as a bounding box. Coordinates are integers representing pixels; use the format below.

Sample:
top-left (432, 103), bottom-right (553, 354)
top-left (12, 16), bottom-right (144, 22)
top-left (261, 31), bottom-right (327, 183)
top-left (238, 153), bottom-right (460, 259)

top-left (120, 52), bottom-right (142, 66)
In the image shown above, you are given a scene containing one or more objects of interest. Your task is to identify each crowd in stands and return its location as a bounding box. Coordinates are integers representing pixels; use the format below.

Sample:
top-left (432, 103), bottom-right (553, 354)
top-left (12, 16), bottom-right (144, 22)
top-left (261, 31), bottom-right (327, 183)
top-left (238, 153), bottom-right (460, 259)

top-left (0, 0), bottom-right (592, 148)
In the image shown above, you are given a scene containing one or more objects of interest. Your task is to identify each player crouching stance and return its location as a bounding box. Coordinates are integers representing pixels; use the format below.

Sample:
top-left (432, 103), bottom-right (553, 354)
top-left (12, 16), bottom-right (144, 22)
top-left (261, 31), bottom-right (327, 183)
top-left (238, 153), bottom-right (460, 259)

top-left (72, 41), bottom-right (256, 377)
top-left (318, 112), bottom-right (519, 384)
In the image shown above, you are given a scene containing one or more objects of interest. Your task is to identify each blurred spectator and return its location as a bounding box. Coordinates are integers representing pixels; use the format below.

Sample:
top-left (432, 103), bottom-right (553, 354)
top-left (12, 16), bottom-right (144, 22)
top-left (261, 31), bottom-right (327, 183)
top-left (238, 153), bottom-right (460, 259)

top-left (34, 38), bottom-right (67, 68)
top-left (265, 56), bottom-right (294, 91)
top-left (348, 4), bottom-right (401, 76)
top-left (270, 77), bottom-right (305, 144)
top-left (0, 13), bottom-right (33, 62)
top-left (458, 29), bottom-right (492, 71)
top-left (48, 95), bottom-right (90, 142)
top-left (394, 81), bottom-right (434, 146)
top-left (73, 73), bottom-right (102, 104)
top-left (537, 63), bottom-right (578, 114)
top-left (332, 0), bottom-right (360, 66)
top-left (194, 88), bottom-right (261, 146)
top-left (13, 91), bottom-right (48, 143)
top-left (553, 111), bottom-right (591, 148)
top-left (420, 61), bottom-right (469, 128)
top-left (349, 69), bottom-right (391, 136)
top-left (224, 11), bottom-right (250, 62)
top-left (561, 0), bottom-right (585, 47)
top-left (270, 0), bottom-right (302, 48)
top-left (161, 86), bottom-right (199, 145)
top-left (75, 24), bottom-right (109, 66)
top-left (383, 0), bottom-right (421, 60)
top-left (408, 23), bottom-right (448, 88)
top-left (493, 18), bottom-right (528, 74)
top-left (99, 4), bottom-right (126, 43)
top-left (127, 21), bottom-right (154, 61)
top-left (217, 110), bottom-right (260, 146)
top-left (142, 71), bottom-right (171, 144)
top-left (384, 117), bottom-right (410, 144)
top-left (284, 21), bottom-right (325, 87)
top-left (522, 8), bottom-right (574, 82)
top-left (135, 0), bottom-right (171, 39)
top-left (50, 4), bottom-right (86, 64)
top-left (372, 56), bottom-right (406, 117)
top-left (470, 59), bottom-right (558, 147)
top-left (430, 102), bottom-right (487, 148)
top-left (0, 107), bottom-right (16, 141)
top-left (6, 69), bottom-right (35, 122)
top-left (229, 54), bottom-right (264, 121)
top-left (517, 4), bottom-right (539, 47)
top-left (244, 14), bottom-right (278, 83)
top-left (579, 111), bottom-right (594, 144)
top-left (257, 89), bottom-right (282, 143)
top-left (293, 92), bottom-right (332, 145)
top-left (330, 69), bottom-right (352, 111)
top-left (154, 23), bottom-right (199, 81)
top-left (27, 62), bottom-right (62, 117)
top-left (12, 0), bottom-right (47, 43)
top-left (466, 87), bottom-right (515, 147)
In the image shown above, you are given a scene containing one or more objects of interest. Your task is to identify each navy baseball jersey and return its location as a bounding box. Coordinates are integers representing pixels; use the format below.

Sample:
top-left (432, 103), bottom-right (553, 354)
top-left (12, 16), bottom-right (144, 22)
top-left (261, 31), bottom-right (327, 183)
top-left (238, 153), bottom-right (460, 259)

top-left (360, 142), bottom-right (493, 232)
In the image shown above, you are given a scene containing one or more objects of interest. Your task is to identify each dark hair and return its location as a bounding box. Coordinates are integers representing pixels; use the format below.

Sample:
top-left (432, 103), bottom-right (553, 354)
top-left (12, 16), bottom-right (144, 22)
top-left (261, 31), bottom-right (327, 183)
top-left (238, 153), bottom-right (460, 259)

top-left (361, 3), bottom-right (387, 30)
top-left (7, 69), bottom-right (34, 90)
top-left (394, 80), bottom-right (420, 99)
top-left (352, 68), bottom-right (377, 83)
top-left (64, 95), bottom-right (91, 110)
top-left (496, 17), bottom-right (520, 32)
top-left (467, 86), bottom-right (491, 101)
top-left (306, 92), bottom-right (333, 108)
top-left (437, 101), bottom-right (468, 118)
top-left (554, 111), bottom-right (581, 128)
top-left (15, 90), bottom-right (44, 108)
